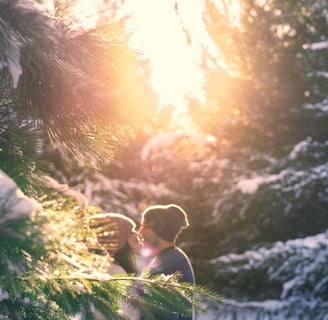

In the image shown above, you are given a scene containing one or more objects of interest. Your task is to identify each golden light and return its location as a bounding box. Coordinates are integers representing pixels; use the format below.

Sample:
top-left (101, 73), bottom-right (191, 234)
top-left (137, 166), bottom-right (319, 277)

top-left (121, 0), bottom-right (240, 128)
top-left (68, 0), bottom-right (241, 130)
top-left (122, 0), bottom-right (209, 108)
top-left (70, 0), bottom-right (100, 29)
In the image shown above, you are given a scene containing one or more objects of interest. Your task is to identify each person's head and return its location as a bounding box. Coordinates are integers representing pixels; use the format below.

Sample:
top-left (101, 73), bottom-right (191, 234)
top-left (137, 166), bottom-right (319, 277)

top-left (139, 204), bottom-right (189, 248)
top-left (89, 213), bottom-right (139, 273)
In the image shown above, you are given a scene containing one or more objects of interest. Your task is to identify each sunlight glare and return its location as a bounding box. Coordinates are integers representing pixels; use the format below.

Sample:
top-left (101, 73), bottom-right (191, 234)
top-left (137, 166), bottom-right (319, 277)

top-left (121, 0), bottom-right (242, 131)
top-left (71, 0), bottom-right (100, 29)
top-left (70, 0), bottom-right (241, 130)
top-left (122, 0), bottom-right (217, 109)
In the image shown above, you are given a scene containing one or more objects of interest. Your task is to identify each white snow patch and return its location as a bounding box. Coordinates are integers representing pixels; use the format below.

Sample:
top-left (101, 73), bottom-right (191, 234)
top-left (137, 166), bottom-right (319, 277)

top-left (141, 131), bottom-right (184, 161)
top-left (303, 97), bottom-right (328, 113)
top-left (288, 139), bottom-right (312, 160)
top-left (236, 173), bottom-right (284, 194)
top-left (42, 175), bottom-right (88, 207)
top-left (0, 169), bottom-right (39, 224)
top-left (303, 40), bottom-right (328, 50)
top-left (140, 131), bottom-right (216, 161)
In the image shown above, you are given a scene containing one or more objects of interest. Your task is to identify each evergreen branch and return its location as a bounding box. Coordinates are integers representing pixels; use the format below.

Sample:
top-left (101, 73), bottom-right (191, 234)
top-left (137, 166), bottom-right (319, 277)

top-left (0, 270), bottom-right (223, 318)
top-left (1, 1), bottom-right (157, 168)
top-left (96, 273), bottom-right (224, 304)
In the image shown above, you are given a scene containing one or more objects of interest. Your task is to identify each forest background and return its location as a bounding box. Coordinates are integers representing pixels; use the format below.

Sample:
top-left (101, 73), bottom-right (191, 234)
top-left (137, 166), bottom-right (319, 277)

top-left (1, 0), bottom-right (328, 319)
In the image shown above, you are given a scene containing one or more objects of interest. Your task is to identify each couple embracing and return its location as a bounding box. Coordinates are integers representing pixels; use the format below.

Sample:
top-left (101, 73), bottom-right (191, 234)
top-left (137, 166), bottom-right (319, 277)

top-left (89, 204), bottom-right (195, 320)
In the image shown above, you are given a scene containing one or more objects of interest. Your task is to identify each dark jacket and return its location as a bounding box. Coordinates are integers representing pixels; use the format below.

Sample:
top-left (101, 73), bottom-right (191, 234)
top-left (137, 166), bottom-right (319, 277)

top-left (144, 246), bottom-right (195, 320)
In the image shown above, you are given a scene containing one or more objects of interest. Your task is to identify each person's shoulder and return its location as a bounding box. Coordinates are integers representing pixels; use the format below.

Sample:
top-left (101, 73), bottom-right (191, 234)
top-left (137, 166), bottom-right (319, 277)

top-left (162, 246), bottom-right (190, 261)
top-left (173, 246), bottom-right (189, 257)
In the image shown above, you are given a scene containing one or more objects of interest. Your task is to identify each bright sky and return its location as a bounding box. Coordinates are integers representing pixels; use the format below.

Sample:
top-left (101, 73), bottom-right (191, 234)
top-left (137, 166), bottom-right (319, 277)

top-left (72, 0), bottom-right (219, 109)
top-left (121, 0), bottom-right (212, 108)
top-left (121, 0), bottom-right (240, 110)
top-left (67, 0), bottom-right (240, 129)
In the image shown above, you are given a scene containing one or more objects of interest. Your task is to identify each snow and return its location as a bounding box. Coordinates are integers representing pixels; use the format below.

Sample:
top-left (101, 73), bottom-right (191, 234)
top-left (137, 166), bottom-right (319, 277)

top-left (0, 287), bottom-right (9, 302)
top-left (140, 131), bottom-right (216, 161)
top-left (314, 71), bottom-right (328, 79)
top-left (288, 140), bottom-right (311, 160)
top-left (303, 97), bottom-right (328, 113)
top-left (236, 172), bottom-right (284, 194)
top-left (42, 175), bottom-right (88, 207)
top-left (196, 296), bottom-right (328, 320)
top-left (303, 40), bottom-right (328, 50)
top-left (0, 169), bottom-right (39, 225)
top-left (140, 131), bottom-right (182, 161)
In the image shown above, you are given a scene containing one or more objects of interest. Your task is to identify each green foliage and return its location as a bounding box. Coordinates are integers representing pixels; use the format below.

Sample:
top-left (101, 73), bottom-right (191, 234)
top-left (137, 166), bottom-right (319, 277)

top-left (0, 96), bottom-right (45, 195)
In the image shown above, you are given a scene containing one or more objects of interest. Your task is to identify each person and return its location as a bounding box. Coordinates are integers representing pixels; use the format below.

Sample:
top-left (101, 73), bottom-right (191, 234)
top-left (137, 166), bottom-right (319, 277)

top-left (138, 204), bottom-right (195, 320)
top-left (88, 213), bottom-right (141, 320)
top-left (89, 213), bottom-right (140, 274)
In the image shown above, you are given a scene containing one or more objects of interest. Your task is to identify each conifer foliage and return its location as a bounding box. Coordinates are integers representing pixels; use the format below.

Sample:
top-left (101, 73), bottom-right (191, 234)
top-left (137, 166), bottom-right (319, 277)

top-left (1, 0), bottom-right (157, 169)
